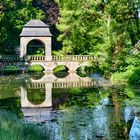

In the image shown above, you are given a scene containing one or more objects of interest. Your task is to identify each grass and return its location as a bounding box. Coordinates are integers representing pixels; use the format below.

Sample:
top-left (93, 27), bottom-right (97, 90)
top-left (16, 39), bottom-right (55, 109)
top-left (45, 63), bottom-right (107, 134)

top-left (0, 110), bottom-right (49, 140)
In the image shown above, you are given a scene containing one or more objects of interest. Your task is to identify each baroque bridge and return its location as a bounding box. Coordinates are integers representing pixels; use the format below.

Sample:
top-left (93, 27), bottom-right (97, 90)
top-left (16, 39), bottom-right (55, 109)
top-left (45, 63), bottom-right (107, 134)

top-left (0, 20), bottom-right (94, 72)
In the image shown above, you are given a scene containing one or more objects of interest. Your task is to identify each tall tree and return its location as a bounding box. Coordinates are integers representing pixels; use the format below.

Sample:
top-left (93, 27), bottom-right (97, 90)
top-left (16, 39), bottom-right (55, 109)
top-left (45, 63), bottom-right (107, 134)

top-left (55, 0), bottom-right (140, 75)
top-left (55, 0), bottom-right (104, 55)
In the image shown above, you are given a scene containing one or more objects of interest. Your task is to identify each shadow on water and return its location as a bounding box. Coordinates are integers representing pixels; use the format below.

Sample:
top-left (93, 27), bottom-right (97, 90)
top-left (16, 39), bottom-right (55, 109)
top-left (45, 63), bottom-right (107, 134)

top-left (53, 71), bottom-right (69, 78)
top-left (0, 73), bottom-right (140, 139)
top-left (28, 72), bottom-right (45, 80)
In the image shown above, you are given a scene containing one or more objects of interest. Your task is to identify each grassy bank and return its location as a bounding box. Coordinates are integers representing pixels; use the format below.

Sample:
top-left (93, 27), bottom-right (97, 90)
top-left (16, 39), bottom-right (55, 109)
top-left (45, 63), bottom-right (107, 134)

top-left (0, 110), bottom-right (49, 140)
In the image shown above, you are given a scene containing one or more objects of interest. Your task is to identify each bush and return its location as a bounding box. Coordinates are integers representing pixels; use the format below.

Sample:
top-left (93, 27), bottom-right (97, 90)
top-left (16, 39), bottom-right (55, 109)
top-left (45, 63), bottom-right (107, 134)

top-left (27, 65), bottom-right (44, 73)
top-left (53, 65), bottom-right (68, 73)
top-left (111, 65), bottom-right (140, 85)
top-left (129, 68), bottom-right (140, 85)
top-left (1, 66), bottom-right (21, 75)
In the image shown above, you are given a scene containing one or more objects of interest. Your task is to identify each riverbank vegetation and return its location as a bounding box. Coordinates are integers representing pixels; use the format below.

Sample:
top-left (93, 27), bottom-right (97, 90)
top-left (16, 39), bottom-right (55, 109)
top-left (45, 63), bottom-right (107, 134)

top-left (0, 110), bottom-right (49, 140)
top-left (55, 0), bottom-right (140, 85)
top-left (1, 66), bottom-right (22, 75)
top-left (0, 0), bottom-right (140, 84)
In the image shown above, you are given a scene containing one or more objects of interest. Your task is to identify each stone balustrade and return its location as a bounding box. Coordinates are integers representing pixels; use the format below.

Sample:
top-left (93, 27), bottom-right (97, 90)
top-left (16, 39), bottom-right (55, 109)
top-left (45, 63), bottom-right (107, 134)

top-left (0, 55), bottom-right (94, 62)
top-left (25, 55), bottom-right (45, 61)
top-left (27, 82), bottom-right (94, 89)
top-left (28, 83), bottom-right (45, 88)
top-left (52, 55), bottom-right (94, 61)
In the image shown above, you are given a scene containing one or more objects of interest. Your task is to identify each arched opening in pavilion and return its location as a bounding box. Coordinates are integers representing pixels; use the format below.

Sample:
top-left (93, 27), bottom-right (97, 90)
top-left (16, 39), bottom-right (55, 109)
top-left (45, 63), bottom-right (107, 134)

top-left (27, 39), bottom-right (45, 55)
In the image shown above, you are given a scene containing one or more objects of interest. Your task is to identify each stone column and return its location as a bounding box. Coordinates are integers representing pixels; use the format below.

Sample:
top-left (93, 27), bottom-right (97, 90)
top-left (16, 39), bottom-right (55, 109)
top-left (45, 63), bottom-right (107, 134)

top-left (44, 83), bottom-right (52, 107)
top-left (44, 37), bottom-right (52, 61)
top-left (20, 37), bottom-right (27, 58)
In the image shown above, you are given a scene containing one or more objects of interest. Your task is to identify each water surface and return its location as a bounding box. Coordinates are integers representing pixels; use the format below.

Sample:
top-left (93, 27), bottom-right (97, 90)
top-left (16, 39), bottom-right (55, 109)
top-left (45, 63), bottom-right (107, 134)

top-left (0, 73), bottom-right (140, 140)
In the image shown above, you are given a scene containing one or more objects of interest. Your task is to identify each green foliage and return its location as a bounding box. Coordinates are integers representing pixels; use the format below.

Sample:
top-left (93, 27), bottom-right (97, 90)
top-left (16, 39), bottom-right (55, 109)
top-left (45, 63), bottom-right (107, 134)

top-left (53, 65), bottom-right (68, 73)
top-left (55, 0), bottom-right (104, 55)
top-left (129, 67), bottom-right (140, 85)
top-left (126, 96), bottom-right (140, 112)
top-left (35, 48), bottom-right (44, 55)
top-left (27, 64), bottom-right (44, 73)
top-left (55, 0), bottom-right (137, 57)
top-left (0, 0), bottom-right (45, 54)
top-left (55, 0), bottom-right (140, 80)
top-left (111, 65), bottom-right (140, 85)
top-left (1, 66), bottom-right (21, 75)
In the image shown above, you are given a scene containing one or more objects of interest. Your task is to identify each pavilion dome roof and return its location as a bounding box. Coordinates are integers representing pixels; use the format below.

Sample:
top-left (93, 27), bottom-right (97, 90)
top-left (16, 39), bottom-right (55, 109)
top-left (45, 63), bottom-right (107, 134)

top-left (20, 20), bottom-right (52, 37)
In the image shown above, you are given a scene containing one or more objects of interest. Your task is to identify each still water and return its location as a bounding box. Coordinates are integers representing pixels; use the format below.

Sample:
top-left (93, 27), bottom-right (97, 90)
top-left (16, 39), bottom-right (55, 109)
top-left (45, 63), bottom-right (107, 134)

top-left (0, 73), bottom-right (140, 140)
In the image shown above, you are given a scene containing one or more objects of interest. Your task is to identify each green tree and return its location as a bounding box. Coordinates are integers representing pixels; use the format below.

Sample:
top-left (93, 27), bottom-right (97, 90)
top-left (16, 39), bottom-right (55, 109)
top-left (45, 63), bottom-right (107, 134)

top-left (0, 0), bottom-right (45, 54)
top-left (55, 0), bottom-right (140, 77)
top-left (55, 0), bottom-right (104, 55)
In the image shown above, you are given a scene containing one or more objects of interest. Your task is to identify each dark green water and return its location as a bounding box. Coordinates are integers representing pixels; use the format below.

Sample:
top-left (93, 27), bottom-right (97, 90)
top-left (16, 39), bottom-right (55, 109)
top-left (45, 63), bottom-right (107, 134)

top-left (0, 73), bottom-right (140, 140)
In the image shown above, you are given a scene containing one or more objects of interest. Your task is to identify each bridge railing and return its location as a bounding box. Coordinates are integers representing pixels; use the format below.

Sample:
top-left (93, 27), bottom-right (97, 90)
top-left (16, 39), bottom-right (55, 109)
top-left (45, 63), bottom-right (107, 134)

top-left (52, 82), bottom-right (94, 88)
top-left (27, 82), bottom-right (94, 89)
top-left (0, 55), bottom-right (20, 62)
top-left (0, 55), bottom-right (94, 62)
top-left (52, 55), bottom-right (94, 61)
top-left (25, 55), bottom-right (45, 61)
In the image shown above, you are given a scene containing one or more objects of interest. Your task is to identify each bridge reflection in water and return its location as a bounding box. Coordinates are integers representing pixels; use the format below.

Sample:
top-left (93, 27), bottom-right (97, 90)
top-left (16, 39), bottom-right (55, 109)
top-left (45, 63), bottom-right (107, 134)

top-left (20, 73), bottom-right (95, 119)
top-left (19, 73), bottom-right (139, 139)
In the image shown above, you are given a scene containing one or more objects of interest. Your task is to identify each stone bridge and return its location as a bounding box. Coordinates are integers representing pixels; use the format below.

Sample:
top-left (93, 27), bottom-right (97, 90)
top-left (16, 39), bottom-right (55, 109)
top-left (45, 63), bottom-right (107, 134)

top-left (0, 54), bottom-right (94, 73)
top-left (0, 20), bottom-right (94, 72)
top-left (26, 55), bottom-right (94, 73)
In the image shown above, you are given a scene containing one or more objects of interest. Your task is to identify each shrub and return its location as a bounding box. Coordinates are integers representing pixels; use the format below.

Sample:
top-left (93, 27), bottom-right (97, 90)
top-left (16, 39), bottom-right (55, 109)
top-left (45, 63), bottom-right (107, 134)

top-left (2, 66), bottom-right (21, 75)
top-left (111, 65), bottom-right (140, 85)
top-left (27, 65), bottom-right (44, 72)
top-left (128, 67), bottom-right (140, 85)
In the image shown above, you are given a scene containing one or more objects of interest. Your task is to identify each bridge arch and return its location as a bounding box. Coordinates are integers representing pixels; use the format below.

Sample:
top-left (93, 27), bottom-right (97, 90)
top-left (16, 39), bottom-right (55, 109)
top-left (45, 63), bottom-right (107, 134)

top-left (76, 62), bottom-right (90, 72)
top-left (20, 84), bottom-right (52, 108)
top-left (28, 64), bottom-right (45, 72)
top-left (53, 65), bottom-right (69, 72)
top-left (27, 88), bottom-right (46, 105)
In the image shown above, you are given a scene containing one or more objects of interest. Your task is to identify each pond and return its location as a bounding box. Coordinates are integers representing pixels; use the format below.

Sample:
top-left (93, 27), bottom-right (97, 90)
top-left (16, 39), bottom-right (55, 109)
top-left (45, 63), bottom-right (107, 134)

top-left (0, 73), bottom-right (140, 140)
